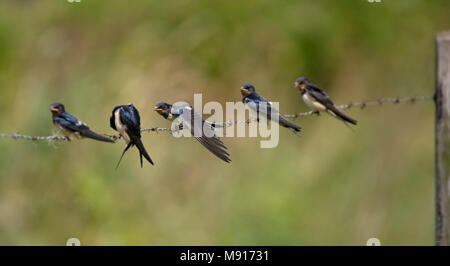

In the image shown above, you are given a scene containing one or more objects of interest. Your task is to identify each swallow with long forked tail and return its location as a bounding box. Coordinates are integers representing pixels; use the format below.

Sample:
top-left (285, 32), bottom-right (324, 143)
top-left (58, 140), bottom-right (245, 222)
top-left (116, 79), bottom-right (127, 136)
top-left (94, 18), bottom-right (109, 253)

top-left (110, 104), bottom-right (154, 168)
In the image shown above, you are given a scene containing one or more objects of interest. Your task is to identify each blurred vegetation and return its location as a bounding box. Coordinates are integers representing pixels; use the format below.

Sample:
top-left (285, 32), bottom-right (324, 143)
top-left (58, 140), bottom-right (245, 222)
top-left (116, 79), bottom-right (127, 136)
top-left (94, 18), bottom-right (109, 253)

top-left (0, 0), bottom-right (448, 245)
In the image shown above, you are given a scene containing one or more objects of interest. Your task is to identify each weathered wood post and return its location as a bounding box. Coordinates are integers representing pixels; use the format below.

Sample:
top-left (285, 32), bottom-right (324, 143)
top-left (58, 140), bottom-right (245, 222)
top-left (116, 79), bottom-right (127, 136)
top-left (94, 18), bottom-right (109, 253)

top-left (436, 31), bottom-right (450, 246)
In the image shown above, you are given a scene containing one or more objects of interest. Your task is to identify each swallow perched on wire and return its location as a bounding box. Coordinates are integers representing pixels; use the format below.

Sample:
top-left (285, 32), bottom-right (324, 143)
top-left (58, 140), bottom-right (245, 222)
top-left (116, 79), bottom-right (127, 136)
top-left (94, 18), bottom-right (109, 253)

top-left (110, 104), bottom-right (154, 168)
top-left (295, 77), bottom-right (357, 125)
top-left (154, 102), bottom-right (231, 163)
top-left (240, 83), bottom-right (301, 134)
top-left (49, 102), bottom-right (114, 143)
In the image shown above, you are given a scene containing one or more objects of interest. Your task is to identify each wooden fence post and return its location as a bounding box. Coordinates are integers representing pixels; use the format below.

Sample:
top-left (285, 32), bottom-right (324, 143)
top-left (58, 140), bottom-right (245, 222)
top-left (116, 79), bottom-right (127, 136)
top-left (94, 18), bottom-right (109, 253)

top-left (436, 31), bottom-right (450, 246)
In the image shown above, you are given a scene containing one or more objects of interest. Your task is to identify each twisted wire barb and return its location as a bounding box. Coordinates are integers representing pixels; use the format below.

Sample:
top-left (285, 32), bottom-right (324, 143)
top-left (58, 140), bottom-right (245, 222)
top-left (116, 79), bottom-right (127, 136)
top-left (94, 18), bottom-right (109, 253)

top-left (283, 95), bottom-right (434, 118)
top-left (141, 127), bottom-right (174, 133)
top-left (211, 118), bottom-right (257, 128)
top-left (0, 95), bottom-right (434, 142)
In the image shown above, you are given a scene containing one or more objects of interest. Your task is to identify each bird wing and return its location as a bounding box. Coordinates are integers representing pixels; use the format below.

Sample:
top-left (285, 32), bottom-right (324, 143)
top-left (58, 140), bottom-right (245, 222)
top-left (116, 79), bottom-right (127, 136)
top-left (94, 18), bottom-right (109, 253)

top-left (245, 94), bottom-right (301, 133)
top-left (307, 84), bottom-right (335, 109)
top-left (179, 105), bottom-right (231, 163)
top-left (243, 93), bottom-right (268, 115)
top-left (256, 100), bottom-right (295, 125)
top-left (118, 105), bottom-right (153, 165)
top-left (55, 114), bottom-right (114, 142)
top-left (307, 84), bottom-right (357, 126)
top-left (119, 105), bottom-right (141, 137)
top-left (54, 114), bottom-right (89, 133)
top-left (244, 93), bottom-right (279, 120)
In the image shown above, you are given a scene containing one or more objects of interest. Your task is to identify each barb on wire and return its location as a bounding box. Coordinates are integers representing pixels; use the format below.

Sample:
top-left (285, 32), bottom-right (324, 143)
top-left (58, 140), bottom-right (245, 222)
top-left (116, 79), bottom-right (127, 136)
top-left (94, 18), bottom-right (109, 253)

top-left (0, 133), bottom-right (69, 142)
top-left (89, 127), bottom-right (178, 141)
top-left (0, 95), bottom-right (433, 142)
top-left (0, 128), bottom-right (178, 143)
top-left (105, 127), bottom-right (176, 140)
top-left (211, 118), bottom-right (257, 128)
top-left (141, 127), bottom-right (174, 133)
top-left (283, 95), bottom-right (433, 118)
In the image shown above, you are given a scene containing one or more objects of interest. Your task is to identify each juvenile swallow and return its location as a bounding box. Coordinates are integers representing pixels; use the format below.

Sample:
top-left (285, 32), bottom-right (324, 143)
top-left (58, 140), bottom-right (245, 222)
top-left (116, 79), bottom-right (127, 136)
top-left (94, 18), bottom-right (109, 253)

top-left (110, 104), bottom-right (154, 168)
top-left (49, 102), bottom-right (114, 143)
top-left (240, 83), bottom-right (301, 134)
top-left (154, 102), bottom-right (231, 163)
top-left (295, 77), bottom-right (357, 125)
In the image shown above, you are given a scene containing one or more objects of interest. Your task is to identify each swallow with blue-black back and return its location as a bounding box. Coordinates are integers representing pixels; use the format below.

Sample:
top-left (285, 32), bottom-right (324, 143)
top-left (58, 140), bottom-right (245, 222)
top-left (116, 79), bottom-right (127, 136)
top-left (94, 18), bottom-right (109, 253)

top-left (295, 77), bottom-right (357, 126)
top-left (110, 104), bottom-right (154, 168)
top-left (49, 103), bottom-right (114, 143)
top-left (240, 83), bottom-right (301, 134)
top-left (154, 102), bottom-right (231, 163)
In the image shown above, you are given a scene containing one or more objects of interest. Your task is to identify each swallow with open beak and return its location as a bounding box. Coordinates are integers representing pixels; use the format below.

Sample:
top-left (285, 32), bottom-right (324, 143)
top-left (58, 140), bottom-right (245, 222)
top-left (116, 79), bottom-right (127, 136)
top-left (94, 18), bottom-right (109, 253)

top-left (240, 83), bottom-right (301, 134)
top-left (154, 102), bottom-right (231, 163)
top-left (295, 77), bottom-right (357, 125)
top-left (49, 102), bottom-right (114, 143)
top-left (110, 104), bottom-right (154, 168)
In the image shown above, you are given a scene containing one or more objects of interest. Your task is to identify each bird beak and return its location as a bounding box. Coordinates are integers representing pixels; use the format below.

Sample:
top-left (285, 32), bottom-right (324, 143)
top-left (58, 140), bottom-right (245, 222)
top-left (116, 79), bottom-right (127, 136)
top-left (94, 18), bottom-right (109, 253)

top-left (240, 87), bottom-right (249, 95)
top-left (154, 107), bottom-right (163, 112)
top-left (49, 106), bottom-right (58, 112)
top-left (295, 82), bottom-right (305, 90)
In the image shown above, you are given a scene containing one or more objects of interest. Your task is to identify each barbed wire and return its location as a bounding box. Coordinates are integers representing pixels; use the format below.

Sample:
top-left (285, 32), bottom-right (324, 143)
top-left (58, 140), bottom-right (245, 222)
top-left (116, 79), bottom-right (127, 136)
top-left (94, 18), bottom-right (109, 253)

top-left (0, 95), bottom-right (434, 142)
top-left (0, 133), bottom-right (69, 142)
top-left (284, 95), bottom-right (433, 118)
top-left (141, 127), bottom-right (175, 133)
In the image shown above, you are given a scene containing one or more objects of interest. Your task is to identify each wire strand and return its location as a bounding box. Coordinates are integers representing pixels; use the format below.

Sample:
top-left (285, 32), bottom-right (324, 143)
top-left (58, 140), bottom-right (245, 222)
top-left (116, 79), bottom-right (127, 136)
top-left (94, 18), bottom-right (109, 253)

top-left (284, 95), bottom-right (433, 118)
top-left (0, 95), bottom-right (434, 142)
top-left (0, 133), bottom-right (69, 142)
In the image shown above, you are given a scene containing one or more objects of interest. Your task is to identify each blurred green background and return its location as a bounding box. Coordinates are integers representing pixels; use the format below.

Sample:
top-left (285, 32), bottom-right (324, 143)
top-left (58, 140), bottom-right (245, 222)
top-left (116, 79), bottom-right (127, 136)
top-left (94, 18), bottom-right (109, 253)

top-left (0, 0), bottom-right (447, 245)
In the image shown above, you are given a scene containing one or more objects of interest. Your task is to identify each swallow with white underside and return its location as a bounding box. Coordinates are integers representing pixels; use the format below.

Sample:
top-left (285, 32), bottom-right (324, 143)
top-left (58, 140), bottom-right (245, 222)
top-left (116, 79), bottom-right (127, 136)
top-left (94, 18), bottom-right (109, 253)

top-left (110, 104), bottom-right (154, 168)
top-left (49, 102), bottom-right (114, 143)
top-left (295, 77), bottom-right (357, 126)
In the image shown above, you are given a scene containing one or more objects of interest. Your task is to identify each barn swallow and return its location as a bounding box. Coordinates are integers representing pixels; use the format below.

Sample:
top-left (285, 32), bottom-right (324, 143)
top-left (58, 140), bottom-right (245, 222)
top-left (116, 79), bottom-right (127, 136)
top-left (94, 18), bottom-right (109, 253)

top-left (295, 77), bottom-right (357, 125)
top-left (49, 102), bottom-right (114, 143)
top-left (110, 104), bottom-right (154, 168)
top-left (240, 83), bottom-right (301, 134)
top-left (154, 102), bottom-right (231, 163)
